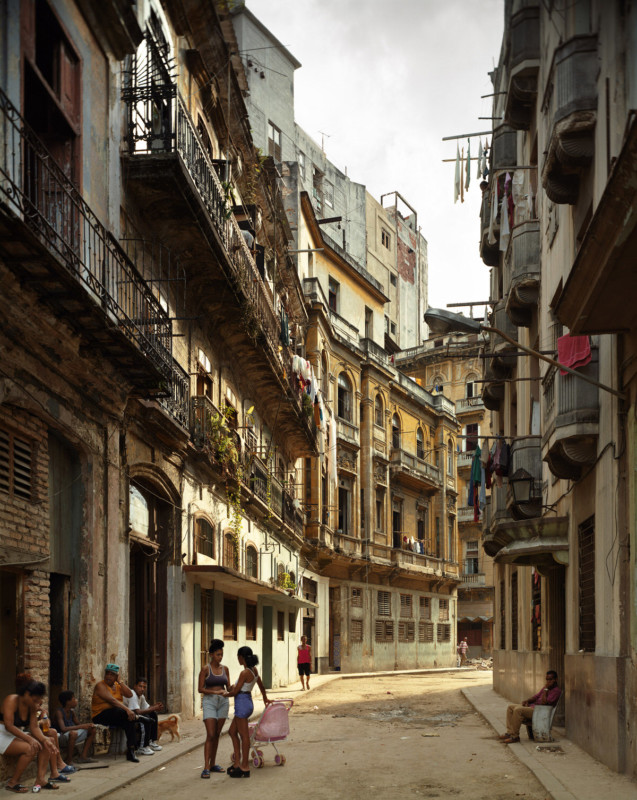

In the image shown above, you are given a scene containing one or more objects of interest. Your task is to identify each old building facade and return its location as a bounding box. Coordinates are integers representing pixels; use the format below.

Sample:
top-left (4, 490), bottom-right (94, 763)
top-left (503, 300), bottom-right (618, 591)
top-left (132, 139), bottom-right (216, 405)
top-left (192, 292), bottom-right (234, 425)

top-left (481, 0), bottom-right (637, 776)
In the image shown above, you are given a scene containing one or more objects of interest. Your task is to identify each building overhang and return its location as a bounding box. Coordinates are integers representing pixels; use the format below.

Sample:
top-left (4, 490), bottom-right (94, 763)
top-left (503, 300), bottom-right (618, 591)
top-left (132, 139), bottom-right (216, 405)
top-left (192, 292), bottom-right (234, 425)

top-left (458, 615), bottom-right (494, 623)
top-left (493, 516), bottom-right (569, 567)
top-left (554, 117), bottom-right (637, 334)
top-left (182, 565), bottom-right (318, 608)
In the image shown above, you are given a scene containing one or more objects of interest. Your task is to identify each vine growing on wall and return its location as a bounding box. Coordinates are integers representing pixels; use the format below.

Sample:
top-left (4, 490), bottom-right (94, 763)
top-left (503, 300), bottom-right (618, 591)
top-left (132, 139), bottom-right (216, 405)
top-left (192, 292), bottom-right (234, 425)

top-left (226, 461), bottom-right (243, 566)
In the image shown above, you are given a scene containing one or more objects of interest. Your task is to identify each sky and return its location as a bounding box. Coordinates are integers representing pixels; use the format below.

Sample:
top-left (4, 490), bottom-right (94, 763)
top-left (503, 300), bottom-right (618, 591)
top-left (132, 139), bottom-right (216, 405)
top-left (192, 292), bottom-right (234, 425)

top-left (244, 0), bottom-right (505, 314)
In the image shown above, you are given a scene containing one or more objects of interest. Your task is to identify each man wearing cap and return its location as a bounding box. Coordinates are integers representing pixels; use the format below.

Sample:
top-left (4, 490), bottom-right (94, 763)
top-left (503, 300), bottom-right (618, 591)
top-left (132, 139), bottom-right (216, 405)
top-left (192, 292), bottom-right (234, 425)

top-left (91, 664), bottom-right (140, 763)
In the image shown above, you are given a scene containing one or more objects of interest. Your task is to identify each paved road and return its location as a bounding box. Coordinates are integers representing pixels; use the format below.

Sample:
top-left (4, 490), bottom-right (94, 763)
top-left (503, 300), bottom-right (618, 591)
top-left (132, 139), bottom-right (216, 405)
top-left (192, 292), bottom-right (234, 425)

top-left (105, 671), bottom-right (547, 800)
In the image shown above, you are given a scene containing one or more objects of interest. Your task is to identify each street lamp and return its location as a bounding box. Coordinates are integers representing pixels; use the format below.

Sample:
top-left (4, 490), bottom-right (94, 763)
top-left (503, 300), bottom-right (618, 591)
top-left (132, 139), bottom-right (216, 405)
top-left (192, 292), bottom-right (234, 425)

top-left (424, 307), bottom-right (624, 399)
top-left (509, 468), bottom-right (534, 504)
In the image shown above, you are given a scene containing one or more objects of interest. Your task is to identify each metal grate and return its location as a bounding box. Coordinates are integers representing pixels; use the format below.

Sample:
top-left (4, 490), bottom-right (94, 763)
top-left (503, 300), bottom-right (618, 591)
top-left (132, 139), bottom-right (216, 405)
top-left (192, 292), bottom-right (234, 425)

top-left (420, 596), bottom-right (431, 619)
top-left (439, 598), bottom-right (449, 621)
top-left (351, 588), bottom-right (362, 607)
top-left (375, 619), bottom-right (394, 642)
top-left (437, 623), bottom-right (451, 642)
top-left (377, 590), bottom-right (391, 616)
top-left (419, 621), bottom-right (434, 642)
top-left (400, 593), bottom-right (413, 617)
top-left (351, 619), bottom-right (363, 642)
top-left (578, 515), bottom-right (596, 652)
top-left (398, 621), bottom-right (415, 642)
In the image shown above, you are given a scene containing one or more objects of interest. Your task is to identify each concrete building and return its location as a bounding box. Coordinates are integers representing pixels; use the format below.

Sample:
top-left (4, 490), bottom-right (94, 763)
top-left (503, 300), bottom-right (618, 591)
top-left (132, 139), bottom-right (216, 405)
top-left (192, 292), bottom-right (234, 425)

top-left (296, 192), bottom-right (460, 672)
top-left (0, 0), bottom-right (316, 716)
top-left (478, 0), bottom-right (637, 776)
top-left (396, 333), bottom-right (495, 658)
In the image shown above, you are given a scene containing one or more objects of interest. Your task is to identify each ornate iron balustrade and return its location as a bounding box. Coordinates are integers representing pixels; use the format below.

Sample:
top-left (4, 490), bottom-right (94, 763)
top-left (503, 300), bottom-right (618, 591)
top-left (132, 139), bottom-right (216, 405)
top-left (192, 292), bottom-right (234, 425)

top-left (190, 395), bottom-right (220, 449)
top-left (0, 88), bottom-right (172, 383)
top-left (159, 358), bottom-right (190, 428)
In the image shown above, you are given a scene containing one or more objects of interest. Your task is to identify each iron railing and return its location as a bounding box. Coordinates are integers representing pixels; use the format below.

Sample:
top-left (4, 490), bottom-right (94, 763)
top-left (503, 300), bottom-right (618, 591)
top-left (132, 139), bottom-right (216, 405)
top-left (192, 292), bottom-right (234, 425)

top-left (159, 358), bottom-right (190, 429)
top-left (0, 88), bottom-right (172, 382)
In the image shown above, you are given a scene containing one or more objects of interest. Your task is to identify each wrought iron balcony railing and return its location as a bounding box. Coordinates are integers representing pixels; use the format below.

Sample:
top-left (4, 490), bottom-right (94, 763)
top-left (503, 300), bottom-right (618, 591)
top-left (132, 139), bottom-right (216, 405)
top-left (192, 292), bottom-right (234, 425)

top-left (0, 88), bottom-right (172, 386)
top-left (159, 357), bottom-right (190, 429)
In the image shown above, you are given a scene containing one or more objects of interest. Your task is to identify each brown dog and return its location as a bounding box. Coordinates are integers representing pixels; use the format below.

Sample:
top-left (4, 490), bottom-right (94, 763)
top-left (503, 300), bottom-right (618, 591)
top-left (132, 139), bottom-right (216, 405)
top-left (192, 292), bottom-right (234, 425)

top-left (157, 715), bottom-right (181, 742)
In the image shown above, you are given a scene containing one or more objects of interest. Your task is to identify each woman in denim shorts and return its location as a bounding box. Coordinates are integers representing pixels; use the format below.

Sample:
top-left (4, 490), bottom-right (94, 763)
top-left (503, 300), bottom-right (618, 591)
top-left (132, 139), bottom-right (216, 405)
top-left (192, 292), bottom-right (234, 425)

top-left (224, 646), bottom-right (270, 778)
top-left (198, 639), bottom-right (230, 778)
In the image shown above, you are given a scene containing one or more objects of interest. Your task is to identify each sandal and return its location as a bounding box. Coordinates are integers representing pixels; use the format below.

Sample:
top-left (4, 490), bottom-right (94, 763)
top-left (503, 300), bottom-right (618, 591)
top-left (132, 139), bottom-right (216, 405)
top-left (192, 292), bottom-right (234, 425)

top-left (48, 777), bottom-right (70, 784)
top-left (31, 785), bottom-right (58, 793)
top-left (211, 765), bottom-right (225, 773)
top-left (504, 736), bottom-right (520, 744)
top-left (227, 765), bottom-right (239, 776)
top-left (5, 787), bottom-right (29, 794)
top-left (229, 769), bottom-right (250, 778)
top-left (200, 770), bottom-right (210, 779)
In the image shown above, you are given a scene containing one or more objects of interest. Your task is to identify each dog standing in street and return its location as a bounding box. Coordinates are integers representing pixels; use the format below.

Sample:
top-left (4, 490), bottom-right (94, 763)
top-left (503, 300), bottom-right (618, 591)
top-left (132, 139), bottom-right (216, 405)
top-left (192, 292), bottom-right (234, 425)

top-left (157, 715), bottom-right (181, 742)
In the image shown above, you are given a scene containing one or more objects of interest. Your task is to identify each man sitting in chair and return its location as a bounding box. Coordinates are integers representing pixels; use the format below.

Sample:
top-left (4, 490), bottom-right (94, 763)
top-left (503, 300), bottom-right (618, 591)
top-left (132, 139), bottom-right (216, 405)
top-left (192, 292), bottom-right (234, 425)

top-left (499, 670), bottom-right (561, 744)
top-left (91, 664), bottom-right (140, 763)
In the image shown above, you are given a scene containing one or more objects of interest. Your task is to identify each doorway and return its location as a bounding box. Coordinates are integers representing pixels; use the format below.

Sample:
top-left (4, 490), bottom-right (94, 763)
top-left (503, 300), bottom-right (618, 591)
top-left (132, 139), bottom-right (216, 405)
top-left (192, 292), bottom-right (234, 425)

top-left (0, 573), bottom-right (18, 699)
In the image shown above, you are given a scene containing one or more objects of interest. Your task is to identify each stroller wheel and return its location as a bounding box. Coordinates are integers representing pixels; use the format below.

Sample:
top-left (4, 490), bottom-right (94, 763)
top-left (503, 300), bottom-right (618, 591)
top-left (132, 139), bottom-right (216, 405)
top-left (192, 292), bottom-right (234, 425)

top-left (256, 750), bottom-right (264, 758)
top-left (274, 754), bottom-right (286, 766)
top-left (253, 756), bottom-right (264, 768)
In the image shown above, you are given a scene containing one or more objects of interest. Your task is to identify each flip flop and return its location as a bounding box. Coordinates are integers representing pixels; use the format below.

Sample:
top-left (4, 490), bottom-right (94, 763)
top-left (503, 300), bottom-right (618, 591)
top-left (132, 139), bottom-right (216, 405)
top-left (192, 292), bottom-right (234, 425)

top-left (211, 765), bottom-right (225, 773)
top-left (49, 776), bottom-right (70, 783)
top-left (5, 786), bottom-right (29, 794)
top-left (200, 770), bottom-right (210, 779)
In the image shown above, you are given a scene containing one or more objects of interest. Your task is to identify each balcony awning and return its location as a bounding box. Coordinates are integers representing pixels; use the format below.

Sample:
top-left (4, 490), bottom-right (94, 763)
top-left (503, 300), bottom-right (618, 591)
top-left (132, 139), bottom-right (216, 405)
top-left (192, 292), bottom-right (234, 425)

top-left (554, 117), bottom-right (637, 334)
top-left (182, 565), bottom-right (318, 609)
top-left (458, 615), bottom-right (494, 623)
top-left (493, 516), bottom-right (569, 567)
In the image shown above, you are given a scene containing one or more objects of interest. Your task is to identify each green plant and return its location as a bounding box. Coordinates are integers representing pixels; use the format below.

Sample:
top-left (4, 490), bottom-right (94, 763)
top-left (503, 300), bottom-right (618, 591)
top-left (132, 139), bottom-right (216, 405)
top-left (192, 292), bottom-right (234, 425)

top-left (301, 392), bottom-right (313, 417)
top-left (278, 572), bottom-right (296, 591)
top-left (221, 180), bottom-right (235, 219)
top-left (206, 406), bottom-right (239, 473)
top-left (226, 461), bottom-right (243, 565)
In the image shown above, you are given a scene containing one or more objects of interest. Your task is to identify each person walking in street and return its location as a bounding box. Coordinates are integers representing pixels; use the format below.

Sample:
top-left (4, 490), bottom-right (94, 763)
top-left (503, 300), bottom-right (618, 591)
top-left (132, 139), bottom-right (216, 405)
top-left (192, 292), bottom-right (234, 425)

top-left (457, 637), bottom-right (469, 666)
top-left (198, 639), bottom-right (230, 778)
top-left (499, 670), bottom-right (562, 744)
top-left (224, 646), bottom-right (270, 778)
top-left (297, 635), bottom-right (312, 690)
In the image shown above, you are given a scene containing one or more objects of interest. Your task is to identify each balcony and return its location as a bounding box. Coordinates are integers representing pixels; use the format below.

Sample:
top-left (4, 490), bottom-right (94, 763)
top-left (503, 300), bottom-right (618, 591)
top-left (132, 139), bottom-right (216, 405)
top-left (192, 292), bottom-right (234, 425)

top-left (504, 220), bottom-right (540, 327)
top-left (459, 571), bottom-right (486, 587)
top-left (360, 337), bottom-right (390, 369)
top-left (504, 4), bottom-right (540, 130)
top-left (456, 396), bottom-right (485, 414)
top-left (483, 484), bottom-right (513, 557)
top-left (457, 452), bottom-right (474, 474)
top-left (333, 531), bottom-right (363, 558)
top-left (481, 362), bottom-right (505, 412)
top-left (328, 308), bottom-right (361, 348)
top-left (138, 357), bottom-right (191, 447)
top-left (507, 435), bottom-right (542, 519)
top-left (541, 35), bottom-right (598, 204)
top-left (122, 34), bottom-right (315, 454)
top-left (491, 124), bottom-right (518, 170)
top-left (0, 89), bottom-right (172, 393)
top-left (479, 188), bottom-right (500, 267)
top-left (493, 515), bottom-right (569, 568)
top-left (543, 347), bottom-right (599, 480)
top-left (336, 418), bottom-right (359, 448)
top-left (390, 448), bottom-right (442, 491)
top-left (489, 300), bottom-right (519, 376)
top-left (457, 505), bottom-right (476, 524)
top-left (391, 538), bottom-right (444, 575)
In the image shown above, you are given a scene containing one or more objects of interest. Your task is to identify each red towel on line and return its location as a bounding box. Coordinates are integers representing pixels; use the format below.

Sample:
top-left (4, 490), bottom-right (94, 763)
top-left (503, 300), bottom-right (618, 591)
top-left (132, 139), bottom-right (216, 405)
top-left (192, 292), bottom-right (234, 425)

top-left (557, 334), bottom-right (591, 375)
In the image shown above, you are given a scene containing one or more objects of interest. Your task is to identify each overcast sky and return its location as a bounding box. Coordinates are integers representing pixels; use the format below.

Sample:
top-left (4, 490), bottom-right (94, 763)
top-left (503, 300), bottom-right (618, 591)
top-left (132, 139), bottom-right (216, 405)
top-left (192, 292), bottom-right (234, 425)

top-left (244, 0), bottom-right (504, 316)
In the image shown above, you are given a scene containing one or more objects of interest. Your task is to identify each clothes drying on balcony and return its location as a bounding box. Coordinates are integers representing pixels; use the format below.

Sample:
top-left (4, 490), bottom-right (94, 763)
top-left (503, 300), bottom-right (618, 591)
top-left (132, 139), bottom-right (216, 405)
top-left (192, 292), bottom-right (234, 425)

top-left (557, 334), bottom-right (591, 375)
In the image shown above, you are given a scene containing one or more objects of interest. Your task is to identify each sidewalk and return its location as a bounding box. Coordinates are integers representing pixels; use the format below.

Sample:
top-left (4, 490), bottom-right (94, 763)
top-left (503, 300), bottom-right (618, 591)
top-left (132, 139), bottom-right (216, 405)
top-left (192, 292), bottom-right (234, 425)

top-left (462, 682), bottom-right (636, 800)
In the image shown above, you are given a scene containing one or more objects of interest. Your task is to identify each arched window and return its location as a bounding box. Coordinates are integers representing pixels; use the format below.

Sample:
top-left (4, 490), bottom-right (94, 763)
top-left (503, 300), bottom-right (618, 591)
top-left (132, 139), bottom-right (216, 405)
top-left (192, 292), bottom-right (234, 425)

top-left (246, 545), bottom-right (258, 578)
top-left (288, 570), bottom-right (296, 587)
top-left (447, 439), bottom-right (454, 475)
top-left (195, 517), bottom-right (215, 559)
top-left (374, 395), bottom-right (383, 427)
top-left (277, 562), bottom-right (285, 586)
top-left (224, 533), bottom-right (238, 570)
top-left (416, 427), bottom-right (425, 460)
top-left (337, 372), bottom-right (352, 421)
top-left (392, 414), bottom-right (401, 449)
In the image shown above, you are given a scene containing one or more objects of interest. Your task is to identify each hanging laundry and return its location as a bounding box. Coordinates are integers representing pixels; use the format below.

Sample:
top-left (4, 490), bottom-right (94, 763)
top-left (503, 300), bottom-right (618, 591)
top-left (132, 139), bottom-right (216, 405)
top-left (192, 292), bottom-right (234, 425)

top-left (313, 397), bottom-right (321, 429)
top-left (482, 138), bottom-right (490, 178)
top-left (512, 170), bottom-right (526, 224)
top-left (488, 178), bottom-right (498, 245)
top-left (460, 147), bottom-right (465, 203)
top-left (454, 144), bottom-right (461, 204)
top-left (465, 138), bottom-right (471, 191)
top-left (557, 334), bottom-right (592, 374)
top-left (476, 140), bottom-right (483, 179)
top-left (499, 194), bottom-right (510, 252)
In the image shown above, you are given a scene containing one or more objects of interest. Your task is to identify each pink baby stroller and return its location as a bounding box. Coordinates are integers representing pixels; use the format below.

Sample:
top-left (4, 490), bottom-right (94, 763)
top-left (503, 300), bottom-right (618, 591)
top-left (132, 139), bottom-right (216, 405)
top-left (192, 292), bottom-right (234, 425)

top-left (248, 698), bottom-right (294, 768)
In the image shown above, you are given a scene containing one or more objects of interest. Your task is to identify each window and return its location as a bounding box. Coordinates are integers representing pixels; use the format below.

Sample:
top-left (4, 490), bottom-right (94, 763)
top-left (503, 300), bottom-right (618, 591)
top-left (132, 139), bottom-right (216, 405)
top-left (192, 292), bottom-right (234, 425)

top-left (289, 612), bottom-right (296, 633)
top-left (324, 180), bottom-right (334, 208)
top-left (419, 596), bottom-right (431, 619)
top-left (201, 589), bottom-right (215, 666)
top-left (195, 518), bottom-right (215, 559)
top-left (419, 621), bottom-right (434, 642)
top-left (312, 166), bottom-right (323, 212)
top-left (277, 611), bottom-right (285, 641)
top-left (351, 587), bottom-right (362, 607)
top-left (321, 351), bottom-right (329, 397)
top-left (298, 150), bottom-right (306, 179)
top-left (392, 499), bottom-right (402, 547)
top-left (439, 599), bottom-right (449, 621)
top-left (246, 603), bottom-right (257, 641)
top-left (391, 414), bottom-right (401, 449)
top-left (365, 307), bottom-right (373, 339)
top-left (305, 457), bottom-right (312, 504)
top-left (511, 571), bottom-right (519, 651)
top-left (435, 517), bottom-right (441, 557)
top-left (223, 596), bottom-right (238, 640)
top-left (390, 321), bottom-right (397, 336)
top-left (267, 121), bottom-right (282, 161)
top-left (578, 515), bottom-right (595, 652)
top-left (465, 423), bottom-right (479, 452)
top-left (416, 428), bottom-right (425, 460)
top-left (400, 594), bottom-right (413, 618)
top-left (375, 619), bottom-right (394, 642)
top-left (447, 517), bottom-right (454, 561)
top-left (360, 487), bottom-right (365, 533)
top-left (464, 541), bottom-right (479, 574)
top-left (0, 427), bottom-right (33, 501)
top-left (246, 545), bottom-right (258, 578)
top-left (500, 580), bottom-right (506, 650)
top-left (398, 621), bottom-right (415, 642)
top-left (381, 229), bottom-right (391, 249)
top-left (224, 533), bottom-right (238, 570)
top-left (337, 373), bottom-right (352, 421)
top-left (377, 590), bottom-right (391, 616)
top-left (374, 395), bottom-right (383, 427)
top-left (328, 277), bottom-right (339, 312)
top-left (338, 485), bottom-right (350, 534)
top-left (351, 619), bottom-right (363, 642)
top-left (437, 624), bottom-right (451, 642)
top-left (447, 441), bottom-right (454, 476)
top-left (376, 489), bottom-right (384, 531)
top-left (532, 571), bottom-right (542, 651)
top-left (390, 273), bottom-right (397, 286)
top-left (466, 374), bottom-right (477, 398)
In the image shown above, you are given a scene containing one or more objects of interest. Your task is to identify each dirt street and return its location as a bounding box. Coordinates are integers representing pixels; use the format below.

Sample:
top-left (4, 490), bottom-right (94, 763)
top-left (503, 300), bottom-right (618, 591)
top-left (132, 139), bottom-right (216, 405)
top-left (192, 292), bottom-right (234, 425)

top-left (106, 671), bottom-right (548, 800)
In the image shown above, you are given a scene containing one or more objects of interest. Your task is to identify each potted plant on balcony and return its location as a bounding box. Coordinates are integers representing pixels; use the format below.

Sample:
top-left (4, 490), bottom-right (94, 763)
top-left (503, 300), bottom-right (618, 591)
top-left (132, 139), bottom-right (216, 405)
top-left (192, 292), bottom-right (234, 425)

top-left (278, 572), bottom-right (296, 595)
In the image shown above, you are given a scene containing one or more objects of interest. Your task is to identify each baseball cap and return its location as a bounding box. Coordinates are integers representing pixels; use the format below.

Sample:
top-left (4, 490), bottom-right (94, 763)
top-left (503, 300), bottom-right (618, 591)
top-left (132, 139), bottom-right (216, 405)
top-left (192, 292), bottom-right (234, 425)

top-left (105, 663), bottom-right (120, 674)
